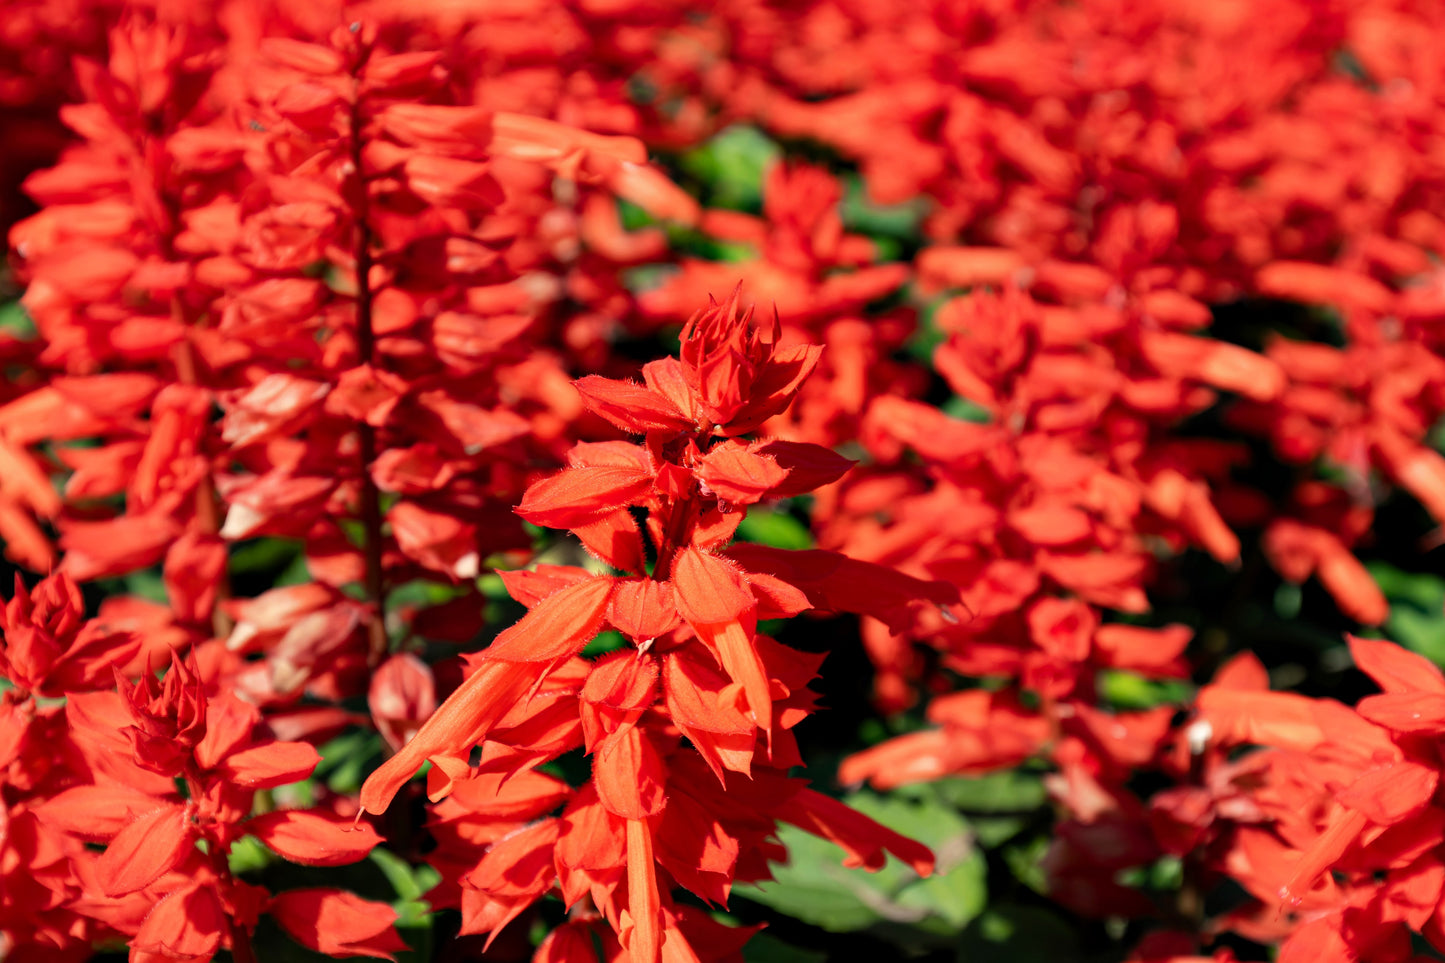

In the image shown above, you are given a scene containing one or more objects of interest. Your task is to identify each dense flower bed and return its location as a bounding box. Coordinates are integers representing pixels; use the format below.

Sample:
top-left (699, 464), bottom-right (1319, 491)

top-left (4, 2), bottom-right (1445, 961)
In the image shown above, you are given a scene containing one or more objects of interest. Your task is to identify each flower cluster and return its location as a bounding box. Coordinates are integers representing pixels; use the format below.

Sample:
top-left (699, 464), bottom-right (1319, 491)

top-left (6, 0), bottom-right (1445, 960)
top-left (359, 290), bottom-right (944, 961)
top-left (1, 573), bottom-right (397, 962)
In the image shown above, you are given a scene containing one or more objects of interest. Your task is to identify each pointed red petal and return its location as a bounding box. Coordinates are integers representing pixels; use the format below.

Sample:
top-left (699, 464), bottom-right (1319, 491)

top-left (132, 882), bottom-right (224, 959)
top-left (697, 442), bottom-right (789, 506)
top-left (623, 819), bottom-right (662, 963)
top-left (778, 788), bottom-right (935, 876)
top-left (483, 576), bottom-right (614, 663)
top-left (96, 803), bottom-right (192, 897)
top-left (595, 726), bottom-right (667, 819)
top-left (517, 467), bottom-right (654, 529)
top-left (220, 740), bottom-right (321, 788)
top-left (1336, 762), bottom-right (1439, 825)
top-left (571, 509), bottom-right (648, 574)
top-left (574, 376), bottom-right (692, 434)
top-left (270, 888), bottom-right (408, 960)
top-left (608, 579), bottom-right (681, 642)
top-left (360, 660), bottom-right (535, 815)
top-left (248, 810), bottom-right (383, 866)
top-left (751, 440), bottom-right (855, 497)
top-left (1348, 634), bottom-right (1445, 695)
top-left (1357, 691), bottom-right (1445, 733)
top-left (671, 549), bottom-right (754, 628)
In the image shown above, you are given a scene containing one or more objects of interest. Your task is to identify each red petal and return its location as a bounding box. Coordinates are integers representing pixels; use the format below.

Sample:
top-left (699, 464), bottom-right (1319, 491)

top-left (248, 810), bottom-right (383, 866)
top-left (777, 788), bottom-right (934, 876)
top-left (1255, 261), bottom-right (1394, 312)
top-left (219, 741), bottom-right (321, 788)
top-left (96, 803), bottom-right (192, 897)
top-left (583, 651), bottom-right (660, 713)
top-left (752, 440), bottom-right (855, 497)
top-left (622, 819), bottom-right (662, 963)
top-left (1196, 688), bottom-right (1324, 750)
top-left (697, 442), bottom-right (788, 506)
top-left (725, 545), bottom-right (959, 631)
top-left (1357, 691), bottom-right (1445, 733)
top-left (574, 376), bottom-right (691, 434)
top-left (270, 889), bottom-right (408, 960)
top-left (1336, 762), bottom-right (1439, 825)
top-left (1092, 624), bottom-right (1191, 674)
top-left (594, 726), bottom-right (667, 819)
top-left (132, 882), bottom-right (224, 959)
top-left (497, 565), bottom-right (593, 607)
top-left (378, 103), bottom-right (491, 152)
top-left (571, 509), bottom-right (648, 574)
top-left (483, 576), bottom-right (614, 663)
top-left (608, 579), bottom-right (681, 642)
top-left (1348, 635), bottom-right (1445, 695)
top-left (35, 784), bottom-right (166, 840)
top-left (672, 550), bottom-right (771, 734)
top-left (517, 466), bottom-right (654, 529)
top-left (671, 549), bottom-right (754, 628)
top-left (360, 661), bottom-right (536, 815)
top-left (467, 818), bottom-right (560, 897)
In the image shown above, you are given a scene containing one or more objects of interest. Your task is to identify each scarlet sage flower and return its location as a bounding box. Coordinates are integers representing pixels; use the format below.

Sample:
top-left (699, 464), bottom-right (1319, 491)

top-left (360, 290), bottom-right (946, 961)
top-left (1161, 636), bottom-right (1445, 961)
top-left (40, 647), bottom-right (400, 962)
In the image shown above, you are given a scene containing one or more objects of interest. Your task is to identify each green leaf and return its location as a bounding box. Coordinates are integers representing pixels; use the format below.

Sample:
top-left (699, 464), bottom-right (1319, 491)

top-left (1368, 561), bottom-right (1445, 611)
top-left (956, 906), bottom-right (1083, 963)
top-left (895, 843), bottom-right (986, 929)
top-left (1368, 562), bottom-right (1445, 665)
top-left (370, 847), bottom-right (440, 904)
top-left (1096, 669), bottom-right (1193, 710)
top-left (737, 507), bottom-right (813, 550)
top-left (314, 730), bottom-right (385, 795)
top-left (276, 552), bottom-right (311, 587)
top-left (227, 834), bottom-right (274, 876)
top-left (917, 771), bottom-right (1048, 814)
top-left (1274, 581), bottom-right (1303, 619)
top-left (0, 301), bottom-right (35, 338)
top-left (678, 125), bottom-right (781, 213)
top-left (904, 295), bottom-right (947, 364)
top-left (1002, 835), bottom-right (1050, 895)
top-left (229, 538), bottom-right (303, 575)
top-left (478, 572), bottom-right (510, 599)
top-left (582, 629), bottom-right (627, 658)
top-left (1389, 607), bottom-right (1445, 665)
top-left (1149, 854), bottom-right (1184, 891)
top-left (941, 396), bottom-right (992, 424)
top-left (839, 173), bottom-right (927, 240)
top-left (742, 933), bottom-right (828, 963)
top-left (108, 568), bottom-right (167, 605)
top-left (969, 815), bottom-right (1029, 848)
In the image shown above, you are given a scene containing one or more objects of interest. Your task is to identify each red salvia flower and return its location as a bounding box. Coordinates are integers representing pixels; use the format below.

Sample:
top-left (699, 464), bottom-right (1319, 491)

top-left (359, 290), bottom-right (942, 961)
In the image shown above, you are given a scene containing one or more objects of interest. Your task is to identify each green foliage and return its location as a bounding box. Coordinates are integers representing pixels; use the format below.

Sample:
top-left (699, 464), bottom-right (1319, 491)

top-left (742, 933), bottom-right (829, 963)
top-left (737, 505), bottom-right (814, 550)
top-left (1370, 562), bottom-right (1445, 665)
top-left (313, 730), bottom-right (385, 796)
top-left (228, 835), bottom-right (274, 876)
top-left (0, 300), bottom-right (35, 338)
top-left (839, 173), bottom-right (927, 252)
top-left (582, 629), bottom-right (628, 657)
top-left (1096, 669), bottom-right (1194, 711)
top-left (678, 126), bottom-right (782, 213)
top-left (956, 906), bottom-right (1083, 963)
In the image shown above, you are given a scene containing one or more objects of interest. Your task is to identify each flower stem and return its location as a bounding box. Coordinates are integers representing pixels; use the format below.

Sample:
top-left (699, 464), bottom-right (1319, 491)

top-left (349, 83), bottom-right (388, 667)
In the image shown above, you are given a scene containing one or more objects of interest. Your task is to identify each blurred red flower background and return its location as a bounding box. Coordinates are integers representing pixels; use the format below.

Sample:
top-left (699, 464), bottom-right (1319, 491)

top-left (4, 2), bottom-right (1445, 962)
